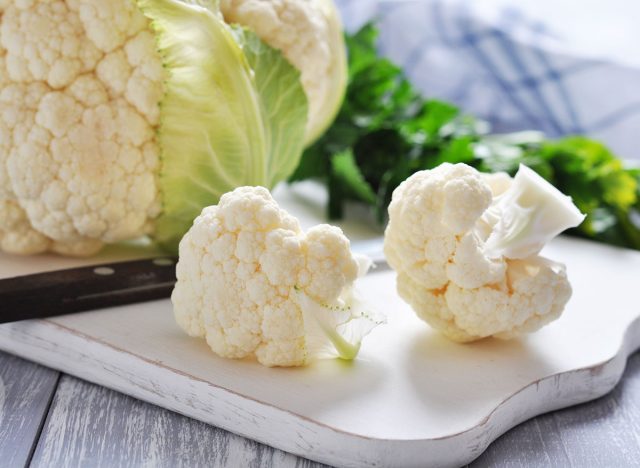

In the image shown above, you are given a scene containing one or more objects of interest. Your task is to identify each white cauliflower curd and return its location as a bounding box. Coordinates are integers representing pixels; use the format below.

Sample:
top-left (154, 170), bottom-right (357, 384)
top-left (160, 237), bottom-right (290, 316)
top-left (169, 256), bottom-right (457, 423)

top-left (384, 163), bottom-right (585, 342)
top-left (0, 0), bottom-right (347, 257)
top-left (172, 186), bottom-right (382, 367)
top-left (0, 0), bottom-right (163, 256)
top-left (220, 0), bottom-right (347, 143)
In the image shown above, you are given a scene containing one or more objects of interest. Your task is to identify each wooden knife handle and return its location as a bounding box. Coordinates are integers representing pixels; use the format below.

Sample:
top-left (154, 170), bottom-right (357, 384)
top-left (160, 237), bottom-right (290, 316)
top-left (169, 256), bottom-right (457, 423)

top-left (0, 257), bottom-right (178, 324)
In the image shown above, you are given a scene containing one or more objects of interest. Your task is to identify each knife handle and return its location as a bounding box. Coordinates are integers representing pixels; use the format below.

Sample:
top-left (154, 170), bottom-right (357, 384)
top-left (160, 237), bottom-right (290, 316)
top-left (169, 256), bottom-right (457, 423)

top-left (0, 257), bottom-right (178, 324)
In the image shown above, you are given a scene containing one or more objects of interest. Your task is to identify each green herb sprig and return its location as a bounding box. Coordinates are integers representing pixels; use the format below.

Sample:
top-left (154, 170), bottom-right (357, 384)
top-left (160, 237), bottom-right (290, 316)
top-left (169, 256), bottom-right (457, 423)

top-left (290, 24), bottom-right (640, 250)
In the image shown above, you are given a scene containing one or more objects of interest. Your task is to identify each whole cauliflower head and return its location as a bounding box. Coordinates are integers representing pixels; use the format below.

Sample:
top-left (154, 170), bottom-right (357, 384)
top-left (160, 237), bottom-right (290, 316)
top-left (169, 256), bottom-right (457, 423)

top-left (384, 163), bottom-right (582, 342)
top-left (172, 186), bottom-right (381, 367)
top-left (0, 0), bottom-right (346, 257)
top-left (0, 0), bottom-right (166, 256)
top-left (220, 0), bottom-right (347, 144)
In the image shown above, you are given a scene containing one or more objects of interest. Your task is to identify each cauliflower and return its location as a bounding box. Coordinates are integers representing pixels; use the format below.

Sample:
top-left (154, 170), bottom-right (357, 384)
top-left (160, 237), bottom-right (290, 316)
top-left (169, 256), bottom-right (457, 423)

top-left (384, 163), bottom-right (585, 342)
top-left (172, 186), bottom-right (382, 367)
top-left (220, 0), bottom-right (347, 143)
top-left (0, 0), bottom-right (346, 257)
top-left (0, 0), bottom-right (163, 255)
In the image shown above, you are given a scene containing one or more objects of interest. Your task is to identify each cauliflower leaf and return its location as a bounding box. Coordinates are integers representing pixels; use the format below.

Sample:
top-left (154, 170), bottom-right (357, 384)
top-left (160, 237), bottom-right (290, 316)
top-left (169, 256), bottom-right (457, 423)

top-left (139, 0), bottom-right (308, 252)
top-left (295, 256), bottom-right (384, 361)
top-left (483, 164), bottom-right (586, 259)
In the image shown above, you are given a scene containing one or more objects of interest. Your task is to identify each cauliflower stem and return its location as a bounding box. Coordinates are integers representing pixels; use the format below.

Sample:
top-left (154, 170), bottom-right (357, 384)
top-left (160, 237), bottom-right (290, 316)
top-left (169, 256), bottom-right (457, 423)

top-left (296, 286), bottom-right (384, 361)
top-left (482, 164), bottom-right (586, 259)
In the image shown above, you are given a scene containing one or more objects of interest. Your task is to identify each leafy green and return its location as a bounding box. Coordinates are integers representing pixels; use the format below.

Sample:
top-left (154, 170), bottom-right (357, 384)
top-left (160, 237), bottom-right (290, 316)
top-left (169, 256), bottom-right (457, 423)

top-left (535, 138), bottom-right (639, 248)
top-left (140, 0), bottom-right (308, 251)
top-left (291, 23), bottom-right (640, 251)
top-left (478, 135), bottom-right (640, 247)
top-left (328, 149), bottom-right (376, 218)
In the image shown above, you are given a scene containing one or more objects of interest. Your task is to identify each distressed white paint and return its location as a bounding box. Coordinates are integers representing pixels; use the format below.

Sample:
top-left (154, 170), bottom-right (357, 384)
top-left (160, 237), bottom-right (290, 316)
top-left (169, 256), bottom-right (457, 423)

top-left (0, 353), bottom-right (59, 466)
top-left (471, 351), bottom-right (640, 466)
top-left (0, 236), bottom-right (639, 467)
top-left (0, 374), bottom-right (5, 425)
top-left (1, 184), bottom-right (639, 467)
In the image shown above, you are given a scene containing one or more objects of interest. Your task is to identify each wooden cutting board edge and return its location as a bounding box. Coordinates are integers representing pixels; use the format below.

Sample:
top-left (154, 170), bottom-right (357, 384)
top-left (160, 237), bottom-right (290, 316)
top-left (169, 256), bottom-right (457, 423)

top-left (1, 314), bottom-right (638, 468)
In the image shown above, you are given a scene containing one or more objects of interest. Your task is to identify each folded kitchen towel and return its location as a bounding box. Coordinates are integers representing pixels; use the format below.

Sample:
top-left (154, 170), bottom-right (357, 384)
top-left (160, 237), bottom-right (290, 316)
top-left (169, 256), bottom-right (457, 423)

top-left (336, 0), bottom-right (640, 160)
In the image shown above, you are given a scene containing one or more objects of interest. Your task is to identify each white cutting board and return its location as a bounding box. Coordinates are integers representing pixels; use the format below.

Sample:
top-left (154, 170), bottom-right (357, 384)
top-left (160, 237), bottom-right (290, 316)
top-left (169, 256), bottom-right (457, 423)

top-left (0, 184), bottom-right (639, 468)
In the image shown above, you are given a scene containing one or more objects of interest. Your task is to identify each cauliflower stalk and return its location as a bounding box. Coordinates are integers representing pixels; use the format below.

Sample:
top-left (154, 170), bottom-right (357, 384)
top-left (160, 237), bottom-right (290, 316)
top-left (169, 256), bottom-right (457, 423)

top-left (172, 186), bottom-right (382, 367)
top-left (0, 0), bottom-right (347, 256)
top-left (384, 163), bottom-right (585, 342)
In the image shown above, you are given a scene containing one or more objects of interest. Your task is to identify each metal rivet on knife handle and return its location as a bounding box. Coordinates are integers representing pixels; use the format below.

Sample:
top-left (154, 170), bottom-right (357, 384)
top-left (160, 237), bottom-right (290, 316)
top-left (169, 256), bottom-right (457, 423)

top-left (0, 257), bottom-right (178, 324)
top-left (94, 267), bottom-right (115, 276)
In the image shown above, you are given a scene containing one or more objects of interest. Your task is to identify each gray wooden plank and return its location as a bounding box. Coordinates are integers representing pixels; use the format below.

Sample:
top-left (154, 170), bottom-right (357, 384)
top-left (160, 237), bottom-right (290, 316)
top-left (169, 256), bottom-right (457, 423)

top-left (25, 352), bottom-right (640, 468)
top-left (471, 351), bottom-right (640, 467)
top-left (30, 375), bottom-right (327, 468)
top-left (0, 350), bottom-right (60, 467)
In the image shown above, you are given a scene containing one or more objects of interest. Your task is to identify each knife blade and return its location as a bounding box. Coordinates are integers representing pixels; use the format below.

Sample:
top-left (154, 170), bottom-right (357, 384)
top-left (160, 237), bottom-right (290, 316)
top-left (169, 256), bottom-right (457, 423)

top-left (0, 257), bottom-right (178, 324)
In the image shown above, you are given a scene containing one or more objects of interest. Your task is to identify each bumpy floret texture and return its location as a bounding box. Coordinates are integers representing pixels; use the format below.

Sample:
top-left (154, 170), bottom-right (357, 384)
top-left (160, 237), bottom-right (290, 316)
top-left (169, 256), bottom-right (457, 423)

top-left (220, 0), bottom-right (346, 143)
top-left (384, 163), bottom-right (573, 342)
top-left (0, 0), bottom-right (346, 257)
top-left (172, 186), bottom-right (364, 367)
top-left (0, 0), bottom-right (163, 255)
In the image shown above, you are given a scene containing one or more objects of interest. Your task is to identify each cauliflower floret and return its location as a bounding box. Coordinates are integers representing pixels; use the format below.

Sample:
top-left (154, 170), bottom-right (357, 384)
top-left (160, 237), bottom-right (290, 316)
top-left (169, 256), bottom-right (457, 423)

top-left (0, 47), bottom-right (8, 91)
top-left (0, 0), bottom-right (162, 256)
top-left (446, 257), bottom-right (572, 340)
top-left (384, 164), bottom-right (493, 290)
top-left (172, 186), bottom-right (381, 367)
top-left (0, 199), bottom-right (102, 256)
top-left (0, 199), bottom-right (50, 254)
top-left (0, 1), bottom-right (102, 88)
top-left (384, 163), bottom-right (582, 342)
top-left (220, 0), bottom-right (347, 143)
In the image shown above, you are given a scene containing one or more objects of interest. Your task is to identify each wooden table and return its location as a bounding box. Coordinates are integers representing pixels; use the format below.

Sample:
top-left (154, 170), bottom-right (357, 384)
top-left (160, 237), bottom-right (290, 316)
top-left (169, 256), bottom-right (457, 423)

top-left (1, 350), bottom-right (638, 467)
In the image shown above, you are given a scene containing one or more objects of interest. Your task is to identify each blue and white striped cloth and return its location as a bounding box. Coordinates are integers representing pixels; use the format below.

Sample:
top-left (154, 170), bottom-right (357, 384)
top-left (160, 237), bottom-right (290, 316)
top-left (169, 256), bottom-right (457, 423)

top-left (336, 0), bottom-right (640, 160)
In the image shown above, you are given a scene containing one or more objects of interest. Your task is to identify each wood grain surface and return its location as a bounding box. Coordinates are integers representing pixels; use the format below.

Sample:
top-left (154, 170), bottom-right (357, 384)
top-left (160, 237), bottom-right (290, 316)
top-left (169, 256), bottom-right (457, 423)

top-left (0, 349), bottom-right (635, 467)
top-left (0, 353), bottom-right (59, 467)
top-left (30, 374), bottom-right (325, 468)
top-left (1, 237), bottom-right (639, 466)
top-left (470, 351), bottom-right (640, 467)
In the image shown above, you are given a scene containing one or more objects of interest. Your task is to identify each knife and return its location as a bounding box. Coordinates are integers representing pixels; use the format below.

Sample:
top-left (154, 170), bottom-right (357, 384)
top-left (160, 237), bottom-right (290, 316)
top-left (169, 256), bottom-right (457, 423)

top-left (0, 239), bottom-right (387, 325)
top-left (0, 257), bottom-right (178, 324)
